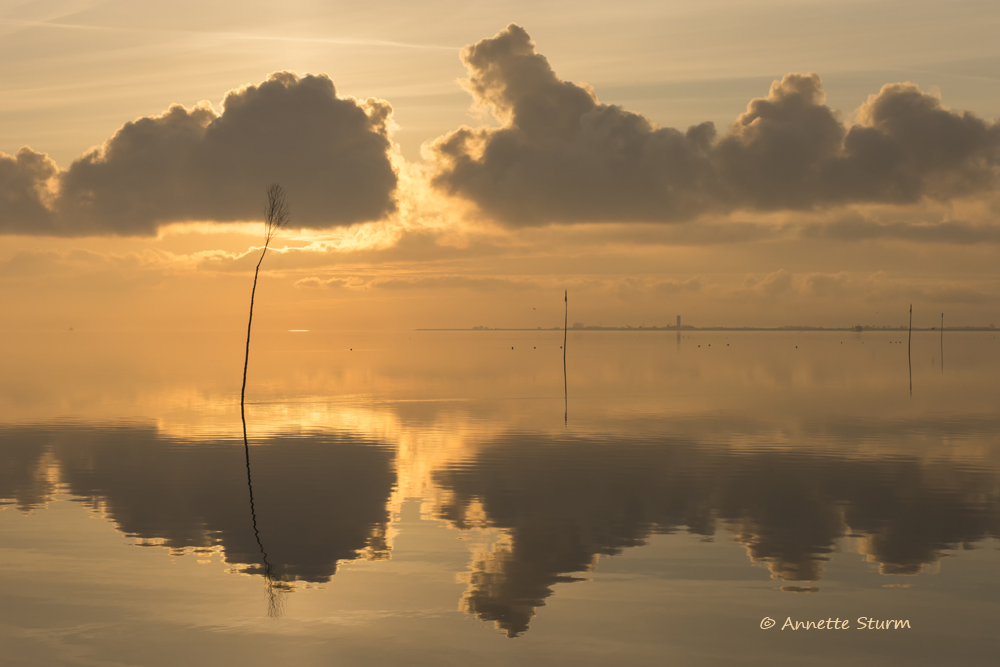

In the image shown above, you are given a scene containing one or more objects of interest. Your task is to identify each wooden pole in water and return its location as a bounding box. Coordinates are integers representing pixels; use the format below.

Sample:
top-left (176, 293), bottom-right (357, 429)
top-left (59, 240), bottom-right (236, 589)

top-left (940, 312), bottom-right (944, 374)
top-left (908, 304), bottom-right (913, 348)
top-left (563, 290), bottom-right (568, 365)
top-left (908, 304), bottom-right (912, 396)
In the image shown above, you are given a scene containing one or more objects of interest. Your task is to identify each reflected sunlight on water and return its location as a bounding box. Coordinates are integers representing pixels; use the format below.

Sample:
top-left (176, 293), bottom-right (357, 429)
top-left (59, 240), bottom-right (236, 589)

top-left (1, 330), bottom-right (998, 665)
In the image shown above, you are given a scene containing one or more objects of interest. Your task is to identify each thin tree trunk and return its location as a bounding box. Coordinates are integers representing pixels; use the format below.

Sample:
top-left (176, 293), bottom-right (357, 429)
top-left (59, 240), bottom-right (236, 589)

top-left (241, 247), bottom-right (267, 449)
top-left (239, 183), bottom-right (288, 617)
top-left (241, 245), bottom-right (279, 615)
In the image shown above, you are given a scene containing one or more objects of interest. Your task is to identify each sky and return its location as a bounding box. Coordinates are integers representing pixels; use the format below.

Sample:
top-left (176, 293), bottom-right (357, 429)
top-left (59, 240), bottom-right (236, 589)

top-left (2, 0), bottom-right (999, 331)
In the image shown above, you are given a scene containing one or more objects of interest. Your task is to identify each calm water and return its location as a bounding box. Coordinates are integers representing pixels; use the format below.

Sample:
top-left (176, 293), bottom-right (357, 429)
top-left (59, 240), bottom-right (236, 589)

top-left (2, 330), bottom-right (999, 665)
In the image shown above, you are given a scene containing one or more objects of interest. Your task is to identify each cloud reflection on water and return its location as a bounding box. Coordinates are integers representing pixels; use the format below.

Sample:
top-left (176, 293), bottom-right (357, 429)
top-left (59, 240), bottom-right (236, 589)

top-left (2, 417), bottom-right (998, 637)
top-left (2, 330), bottom-right (999, 637)
top-left (1, 425), bottom-right (395, 586)
top-left (434, 432), bottom-right (1000, 636)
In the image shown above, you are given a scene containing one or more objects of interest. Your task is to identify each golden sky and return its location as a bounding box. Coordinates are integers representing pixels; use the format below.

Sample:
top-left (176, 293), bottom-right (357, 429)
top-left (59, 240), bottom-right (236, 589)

top-left (2, 1), bottom-right (999, 330)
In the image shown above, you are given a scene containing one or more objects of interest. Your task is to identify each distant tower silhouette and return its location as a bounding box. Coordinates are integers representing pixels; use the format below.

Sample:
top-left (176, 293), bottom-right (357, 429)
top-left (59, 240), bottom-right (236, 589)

top-left (677, 315), bottom-right (681, 329)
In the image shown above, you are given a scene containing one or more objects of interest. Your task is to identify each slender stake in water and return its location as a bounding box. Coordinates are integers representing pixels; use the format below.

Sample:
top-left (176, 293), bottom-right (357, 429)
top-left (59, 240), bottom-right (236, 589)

top-left (940, 312), bottom-right (944, 375)
top-left (241, 183), bottom-right (289, 616)
top-left (908, 304), bottom-right (912, 396)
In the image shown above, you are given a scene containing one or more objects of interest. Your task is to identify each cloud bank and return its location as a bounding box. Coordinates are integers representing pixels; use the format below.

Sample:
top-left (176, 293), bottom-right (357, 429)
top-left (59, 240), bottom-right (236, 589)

top-left (1, 72), bottom-right (398, 236)
top-left (4, 26), bottom-right (1000, 238)
top-left (428, 24), bottom-right (1000, 225)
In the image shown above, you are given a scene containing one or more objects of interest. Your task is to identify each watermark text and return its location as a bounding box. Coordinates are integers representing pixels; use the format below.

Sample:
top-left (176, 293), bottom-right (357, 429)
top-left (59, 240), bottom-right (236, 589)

top-left (760, 616), bottom-right (911, 630)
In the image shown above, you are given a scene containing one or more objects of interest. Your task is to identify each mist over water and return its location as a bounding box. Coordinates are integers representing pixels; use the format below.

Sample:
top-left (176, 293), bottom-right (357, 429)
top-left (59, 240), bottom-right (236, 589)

top-left (1, 330), bottom-right (998, 665)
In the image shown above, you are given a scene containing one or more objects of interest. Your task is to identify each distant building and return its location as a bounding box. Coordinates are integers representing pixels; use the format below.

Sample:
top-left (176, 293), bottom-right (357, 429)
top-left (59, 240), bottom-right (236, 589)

top-left (676, 315), bottom-right (681, 329)
top-left (573, 322), bottom-right (584, 329)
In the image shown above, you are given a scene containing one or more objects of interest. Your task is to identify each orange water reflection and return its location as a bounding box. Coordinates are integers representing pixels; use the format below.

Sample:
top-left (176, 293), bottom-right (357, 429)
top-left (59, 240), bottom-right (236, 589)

top-left (2, 330), bottom-right (999, 638)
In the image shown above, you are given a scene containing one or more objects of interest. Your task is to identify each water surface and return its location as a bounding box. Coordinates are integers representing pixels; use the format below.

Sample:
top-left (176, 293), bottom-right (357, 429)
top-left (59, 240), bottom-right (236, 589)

top-left (2, 330), bottom-right (998, 665)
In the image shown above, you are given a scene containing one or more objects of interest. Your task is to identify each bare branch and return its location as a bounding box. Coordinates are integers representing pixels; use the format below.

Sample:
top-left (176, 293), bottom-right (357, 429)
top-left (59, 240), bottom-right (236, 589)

top-left (263, 183), bottom-right (290, 246)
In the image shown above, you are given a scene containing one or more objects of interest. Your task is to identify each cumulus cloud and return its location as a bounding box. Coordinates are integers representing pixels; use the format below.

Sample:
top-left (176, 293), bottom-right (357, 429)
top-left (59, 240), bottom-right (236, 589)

top-left (3, 72), bottom-right (398, 236)
top-left (428, 25), bottom-right (1000, 226)
top-left (0, 148), bottom-right (59, 233)
top-left (427, 25), bottom-right (716, 224)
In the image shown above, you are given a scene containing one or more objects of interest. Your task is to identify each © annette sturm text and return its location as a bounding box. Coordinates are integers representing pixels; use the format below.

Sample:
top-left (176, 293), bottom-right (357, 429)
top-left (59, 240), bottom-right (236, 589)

top-left (759, 617), bottom-right (911, 630)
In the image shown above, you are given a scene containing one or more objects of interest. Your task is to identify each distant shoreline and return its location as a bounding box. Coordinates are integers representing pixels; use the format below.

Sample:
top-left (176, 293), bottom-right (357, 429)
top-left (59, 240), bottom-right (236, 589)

top-left (416, 326), bottom-right (997, 332)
